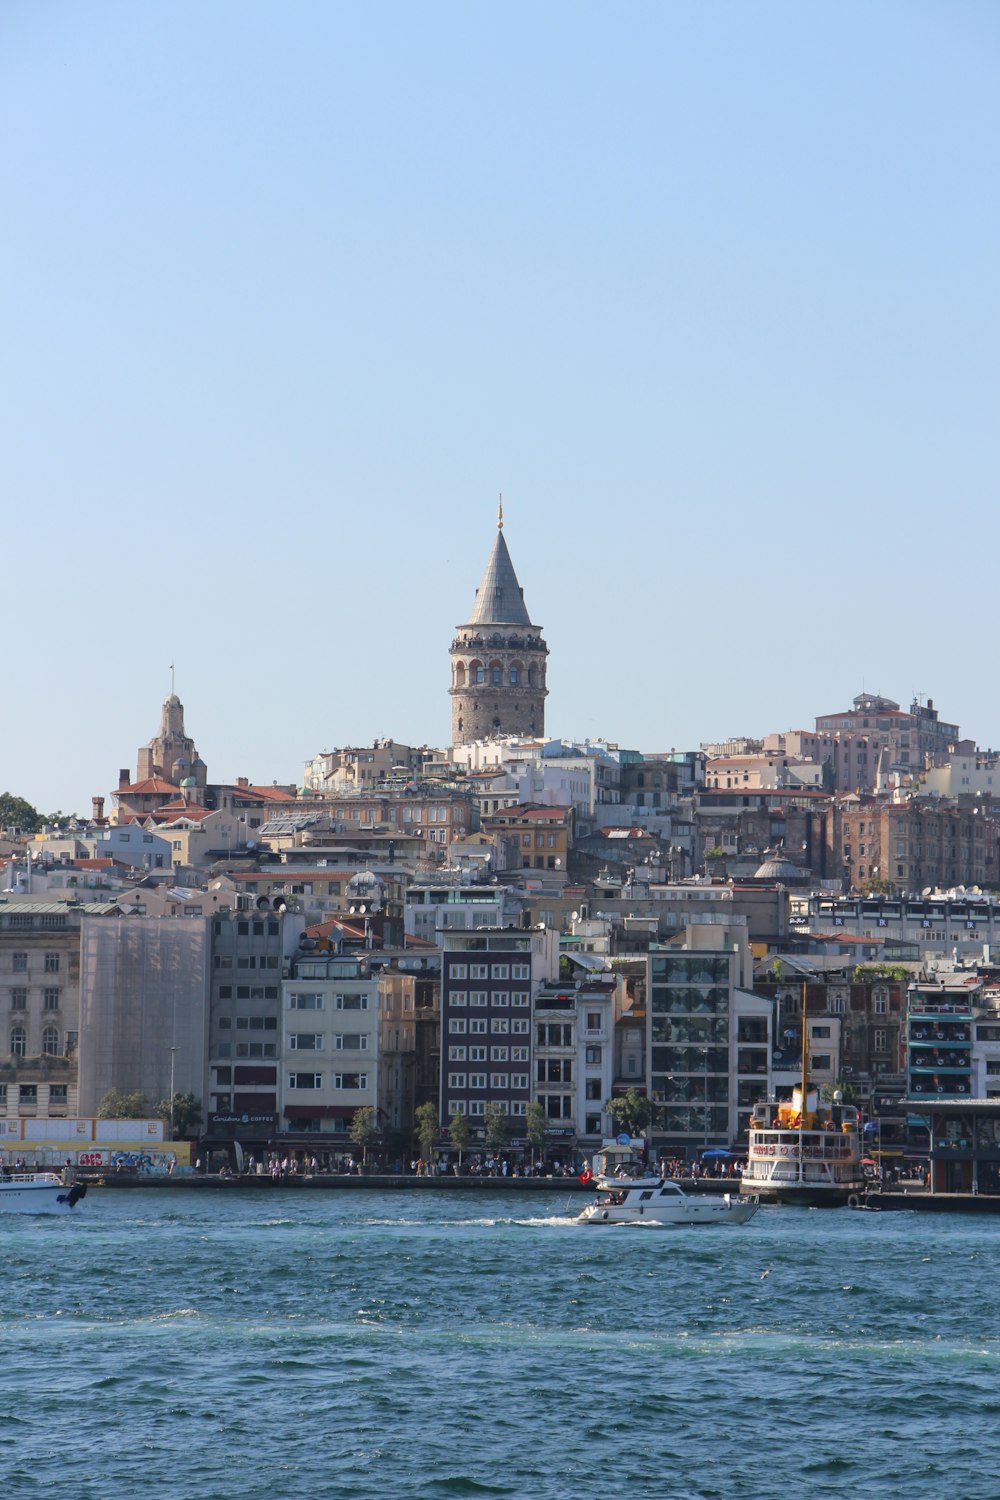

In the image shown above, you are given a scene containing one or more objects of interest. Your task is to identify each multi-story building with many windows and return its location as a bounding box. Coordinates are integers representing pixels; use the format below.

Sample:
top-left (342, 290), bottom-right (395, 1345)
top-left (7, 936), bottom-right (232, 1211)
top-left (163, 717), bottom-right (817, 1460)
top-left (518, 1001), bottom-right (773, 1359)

top-left (204, 910), bottom-right (305, 1143)
top-left (439, 926), bottom-right (558, 1133)
top-left (1, 899), bottom-right (116, 1119)
top-left (278, 952), bottom-right (380, 1147)
top-left (648, 920), bottom-right (755, 1155)
top-left (533, 970), bottom-right (615, 1151)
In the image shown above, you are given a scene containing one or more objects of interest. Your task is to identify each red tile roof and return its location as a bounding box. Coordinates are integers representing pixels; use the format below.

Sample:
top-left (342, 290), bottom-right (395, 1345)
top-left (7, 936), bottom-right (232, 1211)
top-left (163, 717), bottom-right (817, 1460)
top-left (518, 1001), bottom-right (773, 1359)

top-left (120, 778), bottom-right (179, 796)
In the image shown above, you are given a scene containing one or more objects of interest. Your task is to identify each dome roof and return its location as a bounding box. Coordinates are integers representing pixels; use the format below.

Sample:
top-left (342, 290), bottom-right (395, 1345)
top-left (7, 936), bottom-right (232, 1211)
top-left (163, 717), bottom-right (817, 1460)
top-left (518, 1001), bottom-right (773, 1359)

top-left (754, 851), bottom-right (802, 881)
top-left (180, 776), bottom-right (197, 788)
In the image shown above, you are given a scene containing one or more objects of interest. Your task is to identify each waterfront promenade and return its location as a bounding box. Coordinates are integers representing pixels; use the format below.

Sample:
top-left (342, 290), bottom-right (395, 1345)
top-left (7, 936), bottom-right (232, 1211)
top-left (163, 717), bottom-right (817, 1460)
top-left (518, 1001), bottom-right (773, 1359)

top-left (90, 1171), bottom-right (1000, 1210)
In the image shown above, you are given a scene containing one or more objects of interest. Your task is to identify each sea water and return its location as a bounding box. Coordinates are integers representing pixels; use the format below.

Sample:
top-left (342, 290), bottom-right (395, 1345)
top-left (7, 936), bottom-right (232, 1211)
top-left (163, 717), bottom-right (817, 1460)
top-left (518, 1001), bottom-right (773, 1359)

top-left (1, 1188), bottom-right (998, 1499)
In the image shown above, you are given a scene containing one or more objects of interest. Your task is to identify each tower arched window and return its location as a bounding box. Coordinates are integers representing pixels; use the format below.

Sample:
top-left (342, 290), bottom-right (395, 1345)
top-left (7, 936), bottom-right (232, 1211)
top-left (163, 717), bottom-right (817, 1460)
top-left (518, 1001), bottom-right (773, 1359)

top-left (454, 663), bottom-right (467, 690)
top-left (509, 668), bottom-right (518, 685)
top-left (10, 1027), bottom-right (25, 1058)
top-left (42, 1027), bottom-right (60, 1057)
top-left (476, 667), bottom-right (485, 684)
top-left (492, 667), bottom-right (502, 685)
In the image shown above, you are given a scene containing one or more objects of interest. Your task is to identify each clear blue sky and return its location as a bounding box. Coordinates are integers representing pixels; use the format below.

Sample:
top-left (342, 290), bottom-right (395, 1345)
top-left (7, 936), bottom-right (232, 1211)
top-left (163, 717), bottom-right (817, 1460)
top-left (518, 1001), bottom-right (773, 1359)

top-left (1, 1), bottom-right (997, 813)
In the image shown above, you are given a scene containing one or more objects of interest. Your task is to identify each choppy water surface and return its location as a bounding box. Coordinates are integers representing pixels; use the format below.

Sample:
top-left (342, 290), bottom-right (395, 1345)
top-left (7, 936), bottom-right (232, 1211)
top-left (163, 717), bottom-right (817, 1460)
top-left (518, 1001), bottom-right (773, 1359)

top-left (2, 1189), bottom-right (999, 1498)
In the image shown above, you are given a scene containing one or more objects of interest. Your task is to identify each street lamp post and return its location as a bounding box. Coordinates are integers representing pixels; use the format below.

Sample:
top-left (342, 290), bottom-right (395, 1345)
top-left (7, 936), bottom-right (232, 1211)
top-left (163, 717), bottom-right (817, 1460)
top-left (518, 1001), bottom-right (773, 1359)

top-left (700, 1047), bottom-right (710, 1154)
top-left (169, 1046), bottom-right (176, 1139)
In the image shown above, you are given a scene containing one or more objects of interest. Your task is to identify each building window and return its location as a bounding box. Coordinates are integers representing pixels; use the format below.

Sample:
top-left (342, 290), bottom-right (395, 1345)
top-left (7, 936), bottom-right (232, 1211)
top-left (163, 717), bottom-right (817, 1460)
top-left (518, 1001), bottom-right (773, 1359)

top-left (448, 1046), bottom-right (467, 1061)
top-left (585, 1046), bottom-right (602, 1064)
top-left (335, 994), bottom-right (368, 1011)
top-left (12, 953), bottom-right (26, 972)
top-left (10, 989), bottom-right (27, 1011)
top-left (42, 1027), bottom-right (60, 1056)
top-left (10, 1027), bottom-right (26, 1058)
top-left (43, 989), bottom-right (59, 1011)
top-left (874, 1029), bottom-right (888, 1052)
top-left (449, 1019), bottom-right (467, 1034)
top-left (44, 953), bottom-right (60, 973)
top-left (586, 1079), bottom-right (602, 1100)
top-left (288, 1073), bottom-right (322, 1089)
top-left (334, 1034), bottom-right (368, 1051)
top-left (334, 1073), bottom-right (367, 1090)
top-left (289, 1033), bottom-right (323, 1050)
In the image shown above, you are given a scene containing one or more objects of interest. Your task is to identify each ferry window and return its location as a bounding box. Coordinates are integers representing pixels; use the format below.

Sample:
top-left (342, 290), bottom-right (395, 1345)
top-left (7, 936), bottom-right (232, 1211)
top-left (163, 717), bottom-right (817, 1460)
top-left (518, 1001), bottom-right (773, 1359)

top-left (639, 1191), bottom-right (653, 1201)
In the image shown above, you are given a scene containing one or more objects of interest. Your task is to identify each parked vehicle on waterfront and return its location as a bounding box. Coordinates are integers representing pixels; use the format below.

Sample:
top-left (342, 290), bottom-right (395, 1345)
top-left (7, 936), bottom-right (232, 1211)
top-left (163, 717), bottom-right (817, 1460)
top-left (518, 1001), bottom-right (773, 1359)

top-left (0, 1170), bottom-right (87, 1214)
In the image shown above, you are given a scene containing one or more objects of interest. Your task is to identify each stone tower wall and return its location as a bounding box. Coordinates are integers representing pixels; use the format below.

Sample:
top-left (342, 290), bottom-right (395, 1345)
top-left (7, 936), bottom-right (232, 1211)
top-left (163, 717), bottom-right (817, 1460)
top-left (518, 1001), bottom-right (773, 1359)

top-left (450, 631), bottom-right (548, 744)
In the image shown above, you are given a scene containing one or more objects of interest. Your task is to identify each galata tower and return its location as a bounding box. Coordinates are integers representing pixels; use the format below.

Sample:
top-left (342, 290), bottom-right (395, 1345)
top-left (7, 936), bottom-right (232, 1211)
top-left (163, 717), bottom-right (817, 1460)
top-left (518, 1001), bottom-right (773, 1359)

top-left (450, 500), bottom-right (549, 746)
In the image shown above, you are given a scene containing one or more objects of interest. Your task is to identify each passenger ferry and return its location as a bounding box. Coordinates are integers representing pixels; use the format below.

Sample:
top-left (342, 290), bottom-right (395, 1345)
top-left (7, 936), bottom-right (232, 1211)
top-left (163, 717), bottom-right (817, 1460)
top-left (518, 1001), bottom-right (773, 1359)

top-left (740, 1089), bottom-right (865, 1206)
top-left (741, 984), bottom-right (865, 1206)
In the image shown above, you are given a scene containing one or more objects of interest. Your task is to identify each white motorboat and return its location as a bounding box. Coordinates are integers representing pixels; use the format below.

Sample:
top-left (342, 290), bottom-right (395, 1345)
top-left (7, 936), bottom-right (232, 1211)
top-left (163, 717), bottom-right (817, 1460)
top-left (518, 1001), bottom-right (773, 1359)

top-left (0, 1171), bottom-right (87, 1215)
top-left (575, 1177), bottom-right (759, 1227)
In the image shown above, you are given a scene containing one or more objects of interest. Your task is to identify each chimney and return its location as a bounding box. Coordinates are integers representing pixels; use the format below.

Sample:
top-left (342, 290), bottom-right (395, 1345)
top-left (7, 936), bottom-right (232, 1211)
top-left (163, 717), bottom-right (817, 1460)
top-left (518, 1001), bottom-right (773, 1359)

top-left (238, 777), bottom-right (249, 789)
top-left (118, 769), bottom-right (131, 789)
top-left (92, 796), bottom-right (105, 822)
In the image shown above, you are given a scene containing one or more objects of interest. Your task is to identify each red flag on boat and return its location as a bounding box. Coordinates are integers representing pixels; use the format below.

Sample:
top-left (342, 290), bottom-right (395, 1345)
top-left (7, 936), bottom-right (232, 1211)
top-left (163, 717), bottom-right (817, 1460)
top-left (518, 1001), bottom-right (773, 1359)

top-left (578, 1168), bottom-right (593, 1185)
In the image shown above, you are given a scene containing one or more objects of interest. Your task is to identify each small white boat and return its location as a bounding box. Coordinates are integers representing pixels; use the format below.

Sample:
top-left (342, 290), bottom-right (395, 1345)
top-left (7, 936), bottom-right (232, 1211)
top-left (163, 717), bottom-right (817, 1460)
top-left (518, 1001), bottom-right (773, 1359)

top-left (0, 1171), bottom-right (87, 1215)
top-left (575, 1177), bottom-right (759, 1228)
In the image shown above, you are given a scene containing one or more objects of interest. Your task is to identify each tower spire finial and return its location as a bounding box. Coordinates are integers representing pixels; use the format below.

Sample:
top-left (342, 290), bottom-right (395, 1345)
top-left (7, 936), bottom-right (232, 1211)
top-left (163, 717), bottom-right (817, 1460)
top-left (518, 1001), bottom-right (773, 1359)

top-left (497, 493), bottom-right (503, 531)
top-left (170, 662), bottom-right (175, 696)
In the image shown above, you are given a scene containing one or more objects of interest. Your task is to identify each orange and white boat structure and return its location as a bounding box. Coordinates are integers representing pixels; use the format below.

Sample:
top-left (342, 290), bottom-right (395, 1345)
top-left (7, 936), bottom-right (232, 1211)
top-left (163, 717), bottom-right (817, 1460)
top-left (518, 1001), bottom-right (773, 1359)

top-left (741, 1088), bottom-right (865, 1206)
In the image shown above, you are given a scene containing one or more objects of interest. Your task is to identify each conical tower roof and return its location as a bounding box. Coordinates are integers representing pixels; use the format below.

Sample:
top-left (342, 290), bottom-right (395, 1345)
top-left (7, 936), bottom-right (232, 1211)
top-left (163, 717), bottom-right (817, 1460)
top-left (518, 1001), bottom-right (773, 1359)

top-left (464, 507), bottom-right (533, 627)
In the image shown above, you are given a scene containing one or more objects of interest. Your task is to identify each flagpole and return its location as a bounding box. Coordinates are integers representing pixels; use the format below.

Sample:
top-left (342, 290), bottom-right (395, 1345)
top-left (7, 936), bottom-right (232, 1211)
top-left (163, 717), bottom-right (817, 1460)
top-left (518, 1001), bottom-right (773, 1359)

top-left (799, 981), bottom-right (809, 1184)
